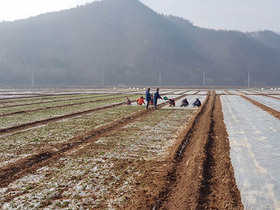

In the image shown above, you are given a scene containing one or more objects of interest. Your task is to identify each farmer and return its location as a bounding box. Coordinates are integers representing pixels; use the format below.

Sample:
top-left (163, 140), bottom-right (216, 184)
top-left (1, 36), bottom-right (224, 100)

top-left (168, 98), bottom-right (175, 107)
top-left (193, 98), bottom-right (201, 107)
top-left (154, 88), bottom-right (162, 109)
top-left (137, 96), bottom-right (145, 105)
top-left (145, 88), bottom-right (151, 109)
top-left (150, 94), bottom-right (154, 105)
top-left (180, 98), bottom-right (189, 107)
top-left (125, 97), bottom-right (131, 105)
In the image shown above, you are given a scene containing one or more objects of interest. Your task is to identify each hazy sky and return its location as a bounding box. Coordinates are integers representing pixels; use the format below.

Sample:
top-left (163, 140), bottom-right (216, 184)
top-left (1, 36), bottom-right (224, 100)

top-left (0, 0), bottom-right (279, 33)
top-left (141, 0), bottom-right (280, 33)
top-left (0, 0), bottom-right (94, 21)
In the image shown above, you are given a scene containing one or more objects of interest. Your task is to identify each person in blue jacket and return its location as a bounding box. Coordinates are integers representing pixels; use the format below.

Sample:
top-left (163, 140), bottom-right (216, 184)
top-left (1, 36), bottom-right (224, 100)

top-left (145, 88), bottom-right (151, 109)
top-left (154, 88), bottom-right (162, 109)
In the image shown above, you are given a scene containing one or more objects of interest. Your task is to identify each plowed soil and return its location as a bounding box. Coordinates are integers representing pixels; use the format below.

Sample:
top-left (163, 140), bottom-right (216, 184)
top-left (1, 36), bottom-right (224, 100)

top-left (0, 91), bottom-right (244, 209)
top-left (125, 92), bottom-right (243, 209)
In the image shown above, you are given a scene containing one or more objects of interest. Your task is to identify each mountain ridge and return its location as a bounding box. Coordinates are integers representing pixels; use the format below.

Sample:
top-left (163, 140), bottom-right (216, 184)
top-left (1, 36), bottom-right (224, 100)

top-left (0, 0), bottom-right (279, 87)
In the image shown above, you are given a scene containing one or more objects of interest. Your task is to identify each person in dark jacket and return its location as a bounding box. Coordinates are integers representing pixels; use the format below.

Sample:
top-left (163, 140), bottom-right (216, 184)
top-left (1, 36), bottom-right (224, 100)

top-left (145, 88), bottom-right (151, 109)
top-left (154, 88), bottom-right (162, 109)
top-left (150, 94), bottom-right (154, 105)
top-left (125, 97), bottom-right (131, 105)
top-left (180, 98), bottom-right (189, 107)
top-left (168, 98), bottom-right (175, 107)
top-left (193, 98), bottom-right (201, 107)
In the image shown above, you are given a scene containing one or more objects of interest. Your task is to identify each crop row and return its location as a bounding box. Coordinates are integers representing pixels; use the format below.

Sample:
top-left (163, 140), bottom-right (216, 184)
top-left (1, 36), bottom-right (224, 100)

top-left (0, 95), bottom-right (140, 130)
top-left (0, 106), bottom-right (143, 167)
top-left (0, 107), bottom-right (196, 209)
top-left (0, 93), bottom-right (119, 108)
top-left (0, 94), bottom-right (126, 116)
top-left (0, 93), bottom-right (92, 104)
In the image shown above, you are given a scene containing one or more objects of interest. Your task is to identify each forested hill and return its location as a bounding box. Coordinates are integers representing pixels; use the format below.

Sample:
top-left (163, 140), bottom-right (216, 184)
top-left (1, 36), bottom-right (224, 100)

top-left (0, 0), bottom-right (280, 87)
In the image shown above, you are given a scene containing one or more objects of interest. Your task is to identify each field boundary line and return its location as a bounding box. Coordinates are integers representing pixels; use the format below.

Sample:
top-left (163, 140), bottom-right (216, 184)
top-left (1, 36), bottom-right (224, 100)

top-left (0, 93), bottom-right (85, 103)
top-left (0, 95), bottom-right (126, 117)
top-left (0, 93), bottom-right (121, 109)
top-left (149, 91), bottom-right (211, 209)
top-left (0, 101), bottom-right (126, 135)
top-left (0, 96), bottom-right (178, 188)
top-left (262, 94), bottom-right (280, 100)
top-left (0, 92), bottom-right (174, 134)
top-left (241, 95), bottom-right (280, 120)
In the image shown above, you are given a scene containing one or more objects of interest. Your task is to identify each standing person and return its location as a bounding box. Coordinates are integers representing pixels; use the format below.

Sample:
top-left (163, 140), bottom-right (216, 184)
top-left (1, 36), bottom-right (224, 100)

top-left (154, 88), bottom-right (162, 109)
top-left (145, 88), bottom-right (151, 109)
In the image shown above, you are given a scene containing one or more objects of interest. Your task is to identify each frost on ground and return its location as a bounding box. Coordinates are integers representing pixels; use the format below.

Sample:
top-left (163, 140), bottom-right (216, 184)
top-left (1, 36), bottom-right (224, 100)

top-left (0, 106), bottom-right (142, 167)
top-left (221, 95), bottom-right (280, 209)
top-left (0, 94), bottom-right (127, 115)
top-left (0, 108), bottom-right (195, 209)
top-left (0, 96), bottom-right (141, 129)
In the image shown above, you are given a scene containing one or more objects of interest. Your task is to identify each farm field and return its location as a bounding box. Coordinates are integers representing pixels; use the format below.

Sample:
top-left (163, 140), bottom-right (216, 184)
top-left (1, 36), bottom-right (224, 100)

top-left (0, 88), bottom-right (279, 209)
top-left (221, 95), bottom-right (280, 209)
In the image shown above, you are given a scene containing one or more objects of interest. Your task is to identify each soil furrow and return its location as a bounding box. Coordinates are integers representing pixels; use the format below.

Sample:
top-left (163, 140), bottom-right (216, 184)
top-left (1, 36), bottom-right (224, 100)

top-left (263, 95), bottom-right (280, 100)
top-left (0, 99), bottom-right (172, 188)
top-left (127, 92), bottom-right (243, 209)
top-left (0, 95), bottom-right (125, 117)
top-left (0, 95), bottom-right (51, 102)
top-left (0, 109), bottom-right (148, 188)
top-left (0, 101), bottom-right (126, 135)
top-left (241, 95), bottom-right (280, 120)
top-left (0, 93), bottom-right (119, 109)
top-left (0, 93), bottom-right (82, 103)
top-left (196, 94), bottom-right (216, 208)
top-left (151, 92), bottom-right (212, 210)
top-left (0, 92), bottom-right (174, 135)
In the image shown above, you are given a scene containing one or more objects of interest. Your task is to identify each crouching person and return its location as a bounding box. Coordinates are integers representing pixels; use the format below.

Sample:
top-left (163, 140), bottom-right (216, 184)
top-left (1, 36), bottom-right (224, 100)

top-left (168, 98), bottom-right (175, 107)
top-left (180, 98), bottom-right (189, 107)
top-left (125, 97), bottom-right (131, 105)
top-left (193, 98), bottom-right (201, 107)
top-left (137, 96), bottom-right (145, 105)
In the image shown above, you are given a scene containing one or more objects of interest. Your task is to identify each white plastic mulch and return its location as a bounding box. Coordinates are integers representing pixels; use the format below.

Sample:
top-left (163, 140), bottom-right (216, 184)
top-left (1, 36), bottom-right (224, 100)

top-left (246, 95), bottom-right (280, 112)
top-left (221, 95), bottom-right (280, 209)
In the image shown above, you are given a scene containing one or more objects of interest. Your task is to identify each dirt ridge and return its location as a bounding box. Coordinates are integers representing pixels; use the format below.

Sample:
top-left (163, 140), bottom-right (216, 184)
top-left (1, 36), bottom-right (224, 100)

top-left (0, 97), bottom-right (176, 188)
top-left (0, 93), bottom-right (120, 109)
top-left (126, 92), bottom-right (243, 209)
top-left (0, 95), bottom-right (125, 117)
top-left (0, 102), bottom-right (125, 135)
top-left (241, 95), bottom-right (280, 120)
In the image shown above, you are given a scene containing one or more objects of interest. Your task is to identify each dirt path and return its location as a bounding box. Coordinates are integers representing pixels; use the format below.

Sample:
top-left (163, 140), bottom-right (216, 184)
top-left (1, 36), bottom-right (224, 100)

top-left (126, 92), bottom-right (243, 209)
top-left (241, 95), bottom-right (280, 120)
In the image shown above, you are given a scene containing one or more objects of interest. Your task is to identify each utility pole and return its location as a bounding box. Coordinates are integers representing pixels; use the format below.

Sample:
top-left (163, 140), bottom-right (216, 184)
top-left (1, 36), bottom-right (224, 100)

top-left (159, 70), bottom-right (162, 87)
top-left (248, 72), bottom-right (250, 88)
top-left (203, 72), bottom-right (205, 88)
top-left (32, 68), bottom-right (35, 87)
top-left (101, 69), bottom-right (104, 87)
